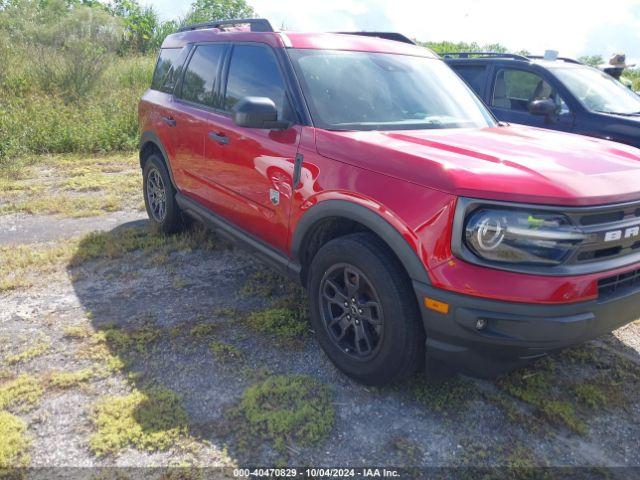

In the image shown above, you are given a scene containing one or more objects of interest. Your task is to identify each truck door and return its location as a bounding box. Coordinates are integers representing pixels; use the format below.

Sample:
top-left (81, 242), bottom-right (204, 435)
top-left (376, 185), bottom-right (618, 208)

top-left (489, 66), bottom-right (574, 132)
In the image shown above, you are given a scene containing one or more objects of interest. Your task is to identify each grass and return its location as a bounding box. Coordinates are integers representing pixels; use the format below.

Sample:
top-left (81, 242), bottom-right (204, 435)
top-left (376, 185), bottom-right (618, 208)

top-left (89, 387), bottom-right (189, 456)
top-left (3, 341), bottom-right (49, 366)
top-left (224, 375), bottom-right (334, 460)
top-left (189, 323), bottom-right (220, 339)
top-left (494, 344), bottom-right (640, 435)
top-left (0, 223), bottom-right (220, 291)
top-left (0, 412), bottom-right (30, 469)
top-left (0, 152), bottom-right (141, 217)
top-left (48, 368), bottom-right (95, 389)
top-left (0, 375), bottom-right (43, 412)
top-left (62, 325), bottom-right (93, 339)
top-left (209, 342), bottom-right (243, 364)
top-left (244, 307), bottom-right (308, 341)
top-left (407, 374), bottom-right (478, 413)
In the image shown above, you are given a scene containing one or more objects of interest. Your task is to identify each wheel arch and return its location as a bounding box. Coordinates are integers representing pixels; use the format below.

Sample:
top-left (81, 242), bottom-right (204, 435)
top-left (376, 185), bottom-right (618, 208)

top-left (139, 131), bottom-right (177, 189)
top-left (291, 199), bottom-right (431, 286)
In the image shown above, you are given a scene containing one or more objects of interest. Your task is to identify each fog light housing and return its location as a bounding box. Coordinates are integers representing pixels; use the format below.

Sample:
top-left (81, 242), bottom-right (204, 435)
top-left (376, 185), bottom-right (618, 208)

top-left (476, 318), bottom-right (488, 330)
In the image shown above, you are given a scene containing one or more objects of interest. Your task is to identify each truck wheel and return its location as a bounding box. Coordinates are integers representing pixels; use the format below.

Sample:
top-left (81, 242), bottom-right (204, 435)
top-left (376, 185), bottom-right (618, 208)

top-left (308, 233), bottom-right (425, 386)
top-left (142, 154), bottom-right (183, 234)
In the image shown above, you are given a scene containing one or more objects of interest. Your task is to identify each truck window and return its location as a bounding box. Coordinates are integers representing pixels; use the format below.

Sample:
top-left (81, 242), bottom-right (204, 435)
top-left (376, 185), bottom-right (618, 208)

top-left (492, 68), bottom-right (568, 113)
top-left (453, 65), bottom-right (487, 96)
top-left (179, 44), bottom-right (226, 107)
top-left (224, 45), bottom-right (289, 118)
top-left (151, 46), bottom-right (192, 94)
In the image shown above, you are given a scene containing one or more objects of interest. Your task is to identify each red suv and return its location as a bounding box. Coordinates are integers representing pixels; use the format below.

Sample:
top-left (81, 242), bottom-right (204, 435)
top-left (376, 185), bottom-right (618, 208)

top-left (139, 19), bottom-right (640, 385)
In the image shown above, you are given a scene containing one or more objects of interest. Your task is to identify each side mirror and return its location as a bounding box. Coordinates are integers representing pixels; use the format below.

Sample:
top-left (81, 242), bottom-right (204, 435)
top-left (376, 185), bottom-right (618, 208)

top-left (528, 98), bottom-right (557, 116)
top-left (232, 97), bottom-right (290, 130)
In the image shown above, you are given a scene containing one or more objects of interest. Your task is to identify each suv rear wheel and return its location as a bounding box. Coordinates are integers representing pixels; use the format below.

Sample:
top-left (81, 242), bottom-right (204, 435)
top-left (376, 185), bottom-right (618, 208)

top-left (308, 233), bottom-right (425, 385)
top-left (142, 154), bottom-right (184, 234)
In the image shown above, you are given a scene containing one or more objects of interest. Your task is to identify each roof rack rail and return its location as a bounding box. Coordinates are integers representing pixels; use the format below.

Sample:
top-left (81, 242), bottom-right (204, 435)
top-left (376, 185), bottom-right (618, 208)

top-left (526, 55), bottom-right (582, 64)
top-left (336, 31), bottom-right (416, 45)
top-left (441, 52), bottom-right (530, 61)
top-left (177, 18), bottom-right (274, 33)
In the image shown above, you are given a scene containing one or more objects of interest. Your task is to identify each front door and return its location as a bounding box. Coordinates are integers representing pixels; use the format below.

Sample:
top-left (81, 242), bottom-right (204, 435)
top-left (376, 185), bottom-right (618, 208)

top-left (201, 43), bottom-right (301, 253)
top-left (490, 67), bottom-right (574, 132)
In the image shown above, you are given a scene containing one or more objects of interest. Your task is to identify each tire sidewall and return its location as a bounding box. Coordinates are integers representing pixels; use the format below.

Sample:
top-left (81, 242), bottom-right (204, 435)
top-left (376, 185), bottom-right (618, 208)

top-left (142, 154), bottom-right (181, 233)
top-left (308, 236), bottom-right (421, 383)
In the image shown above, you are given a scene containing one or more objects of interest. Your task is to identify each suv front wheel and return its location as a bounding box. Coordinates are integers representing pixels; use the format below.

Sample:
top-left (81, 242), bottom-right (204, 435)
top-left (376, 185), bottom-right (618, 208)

top-left (142, 154), bottom-right (184, 234)
top-left (308, 233), bottom-right (425, 386)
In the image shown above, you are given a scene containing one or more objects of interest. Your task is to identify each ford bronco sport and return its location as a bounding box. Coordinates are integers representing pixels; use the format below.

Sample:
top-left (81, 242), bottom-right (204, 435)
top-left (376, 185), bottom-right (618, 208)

top-left (445, 53), bottom-right (640, 149)
top-left (139, 19), bottom-right (640, 386)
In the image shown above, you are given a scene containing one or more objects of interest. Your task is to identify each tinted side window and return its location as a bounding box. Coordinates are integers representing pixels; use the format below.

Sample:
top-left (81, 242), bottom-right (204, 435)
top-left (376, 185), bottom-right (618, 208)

top-left (153, 46), bottom-right (191, 94)
top-left (180, 44), bottom-right (226, 107)
top-left (492, 68), bottom-right (569, 114)
top-left (224, 45), bottom-right (288, 117)
top-left (151, 48), bottom-right (180, 91)
top-left (453, 65), bottom-right (487, 96)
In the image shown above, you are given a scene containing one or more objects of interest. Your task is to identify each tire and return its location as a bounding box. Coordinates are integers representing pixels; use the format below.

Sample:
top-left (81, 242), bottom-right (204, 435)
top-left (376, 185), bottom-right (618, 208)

top-left (142, 154), bottom-right (184, 234)
top-left (308, 232), bottom-right (425, 386)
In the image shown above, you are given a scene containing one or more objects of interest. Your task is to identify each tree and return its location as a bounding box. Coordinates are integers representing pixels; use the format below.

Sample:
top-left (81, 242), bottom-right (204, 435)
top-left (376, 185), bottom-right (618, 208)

top-left (578, 55), bottom-right (604, 67)
top-left (184, 0), bottom-right (255, 25)
top-left (421, 40), bottom-right (508, 55)
top-left (107, 0), bottom-right (162, 54)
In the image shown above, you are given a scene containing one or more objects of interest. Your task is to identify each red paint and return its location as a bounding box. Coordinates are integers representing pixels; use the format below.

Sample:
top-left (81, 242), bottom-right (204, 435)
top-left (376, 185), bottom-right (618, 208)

top-left (140, 30), bottom-right (640, 306)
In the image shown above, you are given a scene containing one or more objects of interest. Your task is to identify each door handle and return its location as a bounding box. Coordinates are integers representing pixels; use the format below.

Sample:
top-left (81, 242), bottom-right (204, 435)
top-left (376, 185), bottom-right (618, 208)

top-left (208, 131), bottom-right (229, 145)
top-left (162, 116), bottom-right (176, 127)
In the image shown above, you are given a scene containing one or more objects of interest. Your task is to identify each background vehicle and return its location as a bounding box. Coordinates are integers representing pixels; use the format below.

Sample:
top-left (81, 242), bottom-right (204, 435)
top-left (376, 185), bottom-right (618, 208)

top-left (444, 53), bottom-right (640, 148)
top-left (139, 19), bottom-right (640, 386)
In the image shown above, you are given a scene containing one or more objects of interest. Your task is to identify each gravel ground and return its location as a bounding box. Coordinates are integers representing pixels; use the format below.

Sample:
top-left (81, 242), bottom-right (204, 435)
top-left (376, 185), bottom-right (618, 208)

top-left (1, 212), bottom-right (640, 476)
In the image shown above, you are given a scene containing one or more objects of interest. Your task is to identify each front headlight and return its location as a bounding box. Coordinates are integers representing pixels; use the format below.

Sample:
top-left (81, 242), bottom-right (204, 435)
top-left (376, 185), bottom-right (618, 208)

top-left (463, 208), bottom-right (585, 266)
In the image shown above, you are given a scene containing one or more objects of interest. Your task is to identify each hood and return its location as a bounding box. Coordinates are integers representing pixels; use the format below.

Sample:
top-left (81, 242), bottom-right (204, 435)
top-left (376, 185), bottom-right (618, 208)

top-left (315, 125), bottom-right (640, 206)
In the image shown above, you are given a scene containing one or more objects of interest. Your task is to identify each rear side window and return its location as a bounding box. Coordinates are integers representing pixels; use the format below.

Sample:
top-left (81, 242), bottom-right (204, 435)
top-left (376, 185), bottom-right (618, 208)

top-left (180, 44), bottom-right (226, 107)
top-left (224, 45), bottom-right (288, 117)
top-left (151, 47), bottom-right (190, 94)
top-left (453, 65), bottom-right (487, 96)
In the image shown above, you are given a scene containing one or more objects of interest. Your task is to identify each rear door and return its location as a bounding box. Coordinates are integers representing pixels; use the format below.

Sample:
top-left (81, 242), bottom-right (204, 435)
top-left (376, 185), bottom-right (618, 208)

top-left (198, 43), bottom-right (301, 252)
top-left (488, 65), bottom-right (574, 131)
top-left (169, 43), bottom-right (228, 201)
top-left (451, 64), bottom-right (489, 99)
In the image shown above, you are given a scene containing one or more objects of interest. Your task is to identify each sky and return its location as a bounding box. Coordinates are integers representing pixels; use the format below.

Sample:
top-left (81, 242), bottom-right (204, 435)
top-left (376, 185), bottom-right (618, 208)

top-left (142, 0), bottom-right (640, 64)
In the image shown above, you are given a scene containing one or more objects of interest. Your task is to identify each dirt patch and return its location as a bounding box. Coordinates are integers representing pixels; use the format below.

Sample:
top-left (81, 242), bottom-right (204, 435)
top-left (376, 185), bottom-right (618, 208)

top-left (0, 214), bottom-right (639, 470)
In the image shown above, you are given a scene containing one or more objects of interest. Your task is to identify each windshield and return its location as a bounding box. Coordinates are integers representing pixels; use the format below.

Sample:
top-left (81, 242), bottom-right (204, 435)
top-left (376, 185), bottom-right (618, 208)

top-left (551, 66), bottom-right (640, 115)
top-left (288, 49), bottom-right (495, 131)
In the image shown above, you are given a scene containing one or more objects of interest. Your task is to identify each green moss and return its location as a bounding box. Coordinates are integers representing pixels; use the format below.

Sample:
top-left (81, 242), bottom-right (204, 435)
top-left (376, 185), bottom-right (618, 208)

top-left (49, 368), bottom-right (95, 389)
top-left (245, 307), bottom-right (308, 340)
top-left (4, 341), bottom-right (49, 365)
top-left (63, 325), bottom-right (93, 339)
top-left (0, 411), bottom-right (30, 469)
top-left (496, 359), bottom-right (585, 434)
top-left (487, 394), bottom-right (543, 433)
top-left (209, 342), bottom-right (243, 364)
top-left (409, 375), bottom-right (477, 413)
top-left (89, 387), bottom-right (189, 456)
top-left (571, 383), bottom-right (607, 409)
top-left (242, 270), bottom-right (284, 298)
top-left (225, 375), bottom-right (334, 458)
top-left (189, 323), bottom-right (219, 339)
top-left (0, 375), bottom-right (43, 412)
top-left (388, 436), bottom-right (423, 464)
top-left (97, 325), bottom-right (161, 355)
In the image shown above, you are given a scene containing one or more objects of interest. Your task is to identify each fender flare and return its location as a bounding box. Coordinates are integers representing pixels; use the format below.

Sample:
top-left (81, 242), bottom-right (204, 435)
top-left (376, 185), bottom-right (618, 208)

top-left (291, 199), bottom-right (431, 284)
top-left (139, 131), bottom-right (178, 189)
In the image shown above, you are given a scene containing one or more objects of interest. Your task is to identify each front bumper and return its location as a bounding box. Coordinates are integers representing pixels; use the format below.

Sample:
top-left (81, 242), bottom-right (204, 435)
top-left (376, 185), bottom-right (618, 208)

top-left (413, 280), bottom-right (640, 377)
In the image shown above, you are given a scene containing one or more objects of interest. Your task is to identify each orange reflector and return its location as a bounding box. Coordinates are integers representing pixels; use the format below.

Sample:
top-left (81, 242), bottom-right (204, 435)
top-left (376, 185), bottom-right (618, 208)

top-left (424, 297), bottom-right (450, 314)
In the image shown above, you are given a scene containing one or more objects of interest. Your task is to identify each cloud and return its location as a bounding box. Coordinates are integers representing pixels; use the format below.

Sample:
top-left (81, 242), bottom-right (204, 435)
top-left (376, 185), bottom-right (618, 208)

top-left (145, 0), bottom-right (640, 62)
